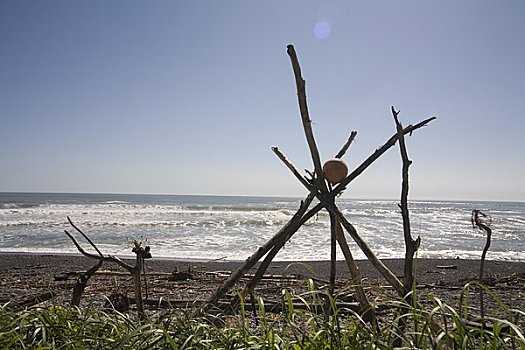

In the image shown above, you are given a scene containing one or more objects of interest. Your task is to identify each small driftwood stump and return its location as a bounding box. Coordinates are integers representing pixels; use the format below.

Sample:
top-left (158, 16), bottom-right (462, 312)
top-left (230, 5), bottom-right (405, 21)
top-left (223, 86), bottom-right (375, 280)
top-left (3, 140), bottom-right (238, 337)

top-left (64, 217), bottom-right (152, 320)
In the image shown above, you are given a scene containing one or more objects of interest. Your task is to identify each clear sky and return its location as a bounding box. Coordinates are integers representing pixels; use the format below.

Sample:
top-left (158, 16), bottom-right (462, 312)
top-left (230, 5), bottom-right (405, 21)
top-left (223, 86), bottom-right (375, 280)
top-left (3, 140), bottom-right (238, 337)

top-left (1, 1), bottom-right (524, 201)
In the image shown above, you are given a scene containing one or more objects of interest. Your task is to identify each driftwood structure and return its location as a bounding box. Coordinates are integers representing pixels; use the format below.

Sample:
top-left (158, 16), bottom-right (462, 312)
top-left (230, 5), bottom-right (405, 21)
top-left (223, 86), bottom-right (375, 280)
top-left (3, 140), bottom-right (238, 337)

top-left (59, 45), bottom-right (436, 322)
top-left (64, 216), bottom-right (151, 320)
top-left (207, 45), bottom-right (436, 320)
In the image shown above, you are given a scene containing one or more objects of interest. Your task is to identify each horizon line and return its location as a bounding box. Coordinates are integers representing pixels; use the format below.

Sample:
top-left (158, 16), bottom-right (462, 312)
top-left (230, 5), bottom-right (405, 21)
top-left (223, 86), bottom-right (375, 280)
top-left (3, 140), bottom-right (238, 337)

top-left (1, 190), bottom-right (523, 204)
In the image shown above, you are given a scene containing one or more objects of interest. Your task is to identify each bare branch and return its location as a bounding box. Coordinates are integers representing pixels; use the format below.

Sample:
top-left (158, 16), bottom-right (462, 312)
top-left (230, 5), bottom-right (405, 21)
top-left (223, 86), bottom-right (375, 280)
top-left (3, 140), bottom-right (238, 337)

top-left (332, 116), bottom-right (436, 197)
top-left (272, 147), bottom-right (313, 190)
top-left (64, 228), bottom-right (133, 272)
top-left (391, 106), bottom-right (419, 293)
top-left (335, 131), bottom-right (357, 159)
top-left (71, 260), bottom-right (103, 307)
top-left (472, 209), bottom-right (493, 323)
top-left (64, 230), bottom-right (103, 261)
top-left (67, 216), bottom-right (103, 257)
top-left (330, 213), bottom-right (374, 321)
top-left (287, 45), bottom-right (326, 186)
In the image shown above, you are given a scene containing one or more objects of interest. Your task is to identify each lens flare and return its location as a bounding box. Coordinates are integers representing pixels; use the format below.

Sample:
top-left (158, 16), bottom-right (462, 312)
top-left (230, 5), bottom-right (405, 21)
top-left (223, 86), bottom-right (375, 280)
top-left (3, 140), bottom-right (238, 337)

top-left (313, 21), bottom-right (331, 39)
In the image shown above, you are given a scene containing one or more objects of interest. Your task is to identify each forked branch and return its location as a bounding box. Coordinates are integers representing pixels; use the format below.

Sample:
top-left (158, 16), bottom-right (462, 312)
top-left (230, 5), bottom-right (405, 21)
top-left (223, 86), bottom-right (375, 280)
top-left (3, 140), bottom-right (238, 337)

top-left (64, 218), bottom-right (151, 320)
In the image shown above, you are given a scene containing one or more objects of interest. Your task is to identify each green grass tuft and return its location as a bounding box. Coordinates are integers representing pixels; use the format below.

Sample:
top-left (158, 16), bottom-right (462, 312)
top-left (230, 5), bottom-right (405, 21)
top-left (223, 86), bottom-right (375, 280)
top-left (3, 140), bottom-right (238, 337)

top-left (1, 282), bottom-right (524, 349)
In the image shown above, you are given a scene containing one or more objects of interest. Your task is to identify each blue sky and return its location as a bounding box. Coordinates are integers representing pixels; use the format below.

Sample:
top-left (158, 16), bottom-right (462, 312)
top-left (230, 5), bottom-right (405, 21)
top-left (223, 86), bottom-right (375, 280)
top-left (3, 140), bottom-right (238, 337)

top-left (1, 1), bottom-right (524, 201)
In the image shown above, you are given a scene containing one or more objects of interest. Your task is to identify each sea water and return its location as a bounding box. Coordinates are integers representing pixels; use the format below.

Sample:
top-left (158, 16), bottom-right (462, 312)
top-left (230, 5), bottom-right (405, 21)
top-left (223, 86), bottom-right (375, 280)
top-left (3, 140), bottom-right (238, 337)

top-left (0, 192), bottom-right (524, 261)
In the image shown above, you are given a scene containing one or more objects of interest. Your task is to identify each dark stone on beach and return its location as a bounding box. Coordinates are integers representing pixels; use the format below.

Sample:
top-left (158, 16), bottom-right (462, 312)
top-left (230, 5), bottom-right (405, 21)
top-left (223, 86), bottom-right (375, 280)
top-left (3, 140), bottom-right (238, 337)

top-left (169, 270), bottom-right (194, 281)
top-left (105, 292), bottom-right (130, 312)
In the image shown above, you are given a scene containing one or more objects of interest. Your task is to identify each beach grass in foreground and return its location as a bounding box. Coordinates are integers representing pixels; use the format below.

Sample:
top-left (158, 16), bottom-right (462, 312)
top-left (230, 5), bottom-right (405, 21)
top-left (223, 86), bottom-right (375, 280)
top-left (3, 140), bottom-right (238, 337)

top-left (1, 280), bottom-right (524, 349)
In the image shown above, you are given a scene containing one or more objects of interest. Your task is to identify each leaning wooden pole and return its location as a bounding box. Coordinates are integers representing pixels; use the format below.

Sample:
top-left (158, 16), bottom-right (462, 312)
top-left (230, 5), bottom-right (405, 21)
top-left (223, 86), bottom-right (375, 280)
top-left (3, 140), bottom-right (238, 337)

top-left (241, 191), bottom-right (317, 298)
top-left (287, 45), bottom-right (326, 184)
top-left (331, 117), bottom-right (435, 197)
top-left (329, 214), bottom-right (337, 295)
top-left (206, 193), bottom-right (315, 306)
top-left (332, 216), bottom-right (374, 320)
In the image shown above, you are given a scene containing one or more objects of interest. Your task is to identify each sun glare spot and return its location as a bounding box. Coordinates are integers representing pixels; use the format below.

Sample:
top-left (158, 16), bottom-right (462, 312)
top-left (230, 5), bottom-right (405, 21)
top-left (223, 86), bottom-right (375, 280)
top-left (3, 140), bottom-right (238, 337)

top-left (313, 21), bottom-right (331, 39)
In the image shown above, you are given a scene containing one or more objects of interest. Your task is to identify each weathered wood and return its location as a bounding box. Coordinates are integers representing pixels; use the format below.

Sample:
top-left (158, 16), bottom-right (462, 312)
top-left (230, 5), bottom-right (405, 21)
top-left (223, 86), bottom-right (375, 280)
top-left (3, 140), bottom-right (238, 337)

top-left (335, 131), bottom-right (357, 159)
top-left (392, 106), bottom-right (420, 294)
top-left (69, 270), bottom-right (171, 277)
top-left (242, 240), bottom-right (290, 297)
top-left (331, 116), bottom-right (436, 197)
top-left (71, 260), bottom-right (103, 307)
top-left (240, 192), bottom-right (316, 294)
top-left (436, 265), bottom-right (458, 270)
top-left (329, 217), bottom-right (337, 295)
top-left (392, 107), bottom-right (418, 346)
top-left (64, 222), bottom-right (151, 320)
top-left (471, 209), bottom-right (492, 322)
top-left (287, 45), bottom-right (325, 185)
top-left (288, 53), bottom-right (339, 312)
top-left (471, 210), bottom-right (492, 283)
top-left (273, 147), bottom-right (406, 295)
top-left (274, 118), bottom-right (434, 205)
top-left (9, 291), bottom-right (55, 310)
top-left (323, 199), bottom-right (406, 296)
top-left (207, 45), bottom-right (435, 311)
top-left (332, 131), bottom-right (371, 314)
top-left (331, 214), bottom-right (374, 321)
top-left (67, 216), bottom-right (103, 256)
top-left (64, 229), bottom-right (133, 271)
top-left (272, 129), bottom-right (435, 298)
top-left (272, 147), bottom-right (313, 189)
top-left (207, 192), bottom-right (316, 306)
top-left (287, 46), bottom-right (336, 306)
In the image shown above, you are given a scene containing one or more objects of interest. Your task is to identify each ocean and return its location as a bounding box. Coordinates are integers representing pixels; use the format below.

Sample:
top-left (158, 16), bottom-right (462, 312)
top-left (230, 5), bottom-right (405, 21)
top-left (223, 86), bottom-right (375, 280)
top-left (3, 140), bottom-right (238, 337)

top-left (1, 192), bottom-right (524, 262)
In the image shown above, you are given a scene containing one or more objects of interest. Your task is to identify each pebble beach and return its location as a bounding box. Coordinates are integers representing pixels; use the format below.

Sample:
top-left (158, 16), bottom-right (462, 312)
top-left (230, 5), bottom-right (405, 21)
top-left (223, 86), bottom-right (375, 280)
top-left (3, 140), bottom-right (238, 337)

top-left (2, 253), bottom-right (524, 317)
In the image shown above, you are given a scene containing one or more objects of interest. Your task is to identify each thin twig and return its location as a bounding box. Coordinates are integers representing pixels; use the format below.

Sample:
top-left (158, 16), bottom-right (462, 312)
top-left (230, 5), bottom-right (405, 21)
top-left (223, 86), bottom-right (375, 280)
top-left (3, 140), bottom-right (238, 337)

top-left (272, 147), bottom-right (313, 189)
top-left (335, 131), bottom-right (357, 159)
top-left (67, 216), bottom-right (104, 257)
top-left (331, 116), bottom-right (436, 197)
top-left (64, 229), bottom-right (133, 271)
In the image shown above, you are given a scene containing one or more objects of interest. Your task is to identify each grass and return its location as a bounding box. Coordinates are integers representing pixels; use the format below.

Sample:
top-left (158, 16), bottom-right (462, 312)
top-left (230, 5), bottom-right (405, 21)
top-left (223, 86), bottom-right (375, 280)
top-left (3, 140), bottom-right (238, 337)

top-left (1, 281), bottom-right (524, 349)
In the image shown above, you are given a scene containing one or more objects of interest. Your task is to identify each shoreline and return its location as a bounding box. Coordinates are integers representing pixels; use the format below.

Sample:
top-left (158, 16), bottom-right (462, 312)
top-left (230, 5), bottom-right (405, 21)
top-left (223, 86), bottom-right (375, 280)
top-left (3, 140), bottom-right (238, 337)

top-left (2, 250), bottom-right (525, 264)
top-left (2, 252), bottom-right (525, 284)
